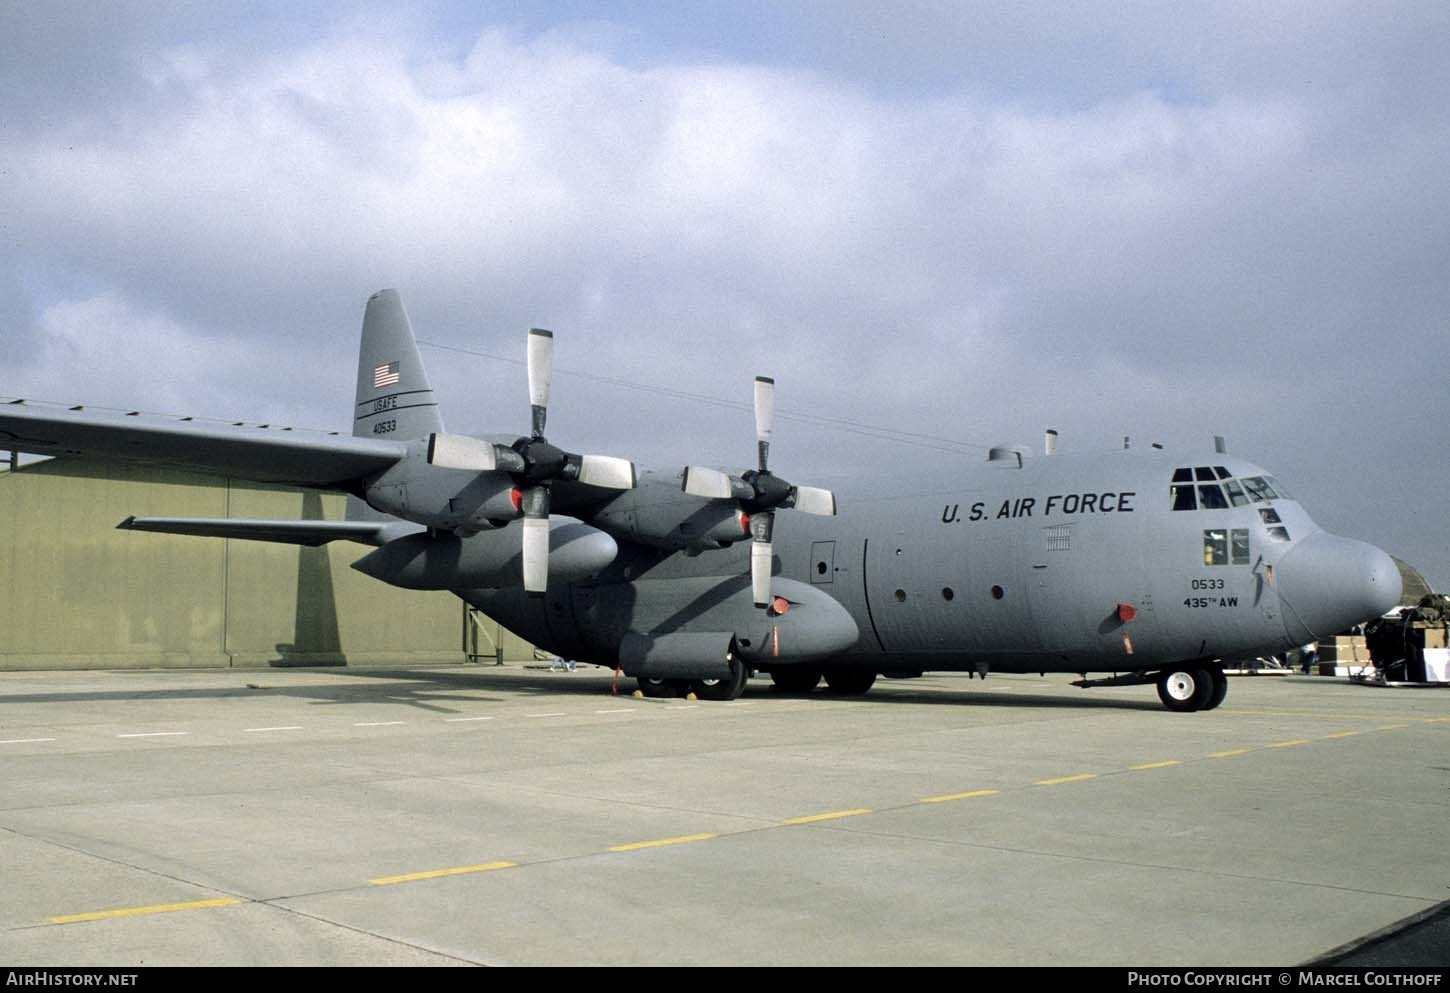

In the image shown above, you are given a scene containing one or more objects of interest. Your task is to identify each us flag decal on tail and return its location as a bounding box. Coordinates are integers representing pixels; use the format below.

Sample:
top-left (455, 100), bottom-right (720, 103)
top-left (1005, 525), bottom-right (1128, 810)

top-left (373, 362), bottom-right (400, 388)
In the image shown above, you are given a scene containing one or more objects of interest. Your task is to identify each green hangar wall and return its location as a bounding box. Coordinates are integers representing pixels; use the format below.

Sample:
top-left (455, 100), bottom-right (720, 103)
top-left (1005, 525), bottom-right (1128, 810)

top-left (0, 458), bottom-right (535, 670)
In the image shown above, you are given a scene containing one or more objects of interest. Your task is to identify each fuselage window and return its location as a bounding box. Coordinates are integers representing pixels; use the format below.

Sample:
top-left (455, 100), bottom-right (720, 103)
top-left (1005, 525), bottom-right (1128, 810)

top-left (1266, 526), bottom-right (1290, 542)
top-left (1264, 476), bottom-right (1289, 499)
top-left (1230, 528), bottom-right (1250, 564)
top-left (1224, 480), bottom-right (1248, 507)
top-left (1213, 466), bottom-right (1231, 479)
top-left (1194, 466), bottom-right (1217, 482)
top-left (1171, 484), bottom-right (1197, 511)
top-left (1172, 467), bottom-right (1193, 483)
top-left (1258, 507), bottom-right (1281, 524)
top-left (1203, 529), bottom-right (1228, 565)
top-left (1198, 484), bottom-right (1229, 509)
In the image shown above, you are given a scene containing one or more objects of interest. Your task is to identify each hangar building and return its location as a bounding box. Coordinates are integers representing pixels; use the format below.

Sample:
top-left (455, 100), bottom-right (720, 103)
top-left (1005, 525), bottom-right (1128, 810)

top-left (0, 457), bottom-right (536, 670)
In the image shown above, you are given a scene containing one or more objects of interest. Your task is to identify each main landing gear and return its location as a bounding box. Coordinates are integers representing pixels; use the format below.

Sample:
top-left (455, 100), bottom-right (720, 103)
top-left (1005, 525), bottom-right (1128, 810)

top-left (1155, 666), bottom-right (1228, 713)
top-left (636, 658), bottom-right (750, 701)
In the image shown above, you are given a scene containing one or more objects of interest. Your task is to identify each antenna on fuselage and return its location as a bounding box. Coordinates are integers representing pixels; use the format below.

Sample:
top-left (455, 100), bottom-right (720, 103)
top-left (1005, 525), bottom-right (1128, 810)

top-left (1044, 429), bottom-right (1058, 456)
top-left (1123, 436), bottom-right (1130, 450)
top-left (1214, 435), bottom-right (1227, 454)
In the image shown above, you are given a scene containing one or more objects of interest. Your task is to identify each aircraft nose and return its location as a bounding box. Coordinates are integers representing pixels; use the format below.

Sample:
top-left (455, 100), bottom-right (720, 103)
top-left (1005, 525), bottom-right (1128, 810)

top-left (1275, 532), bottom-right (1402, 643)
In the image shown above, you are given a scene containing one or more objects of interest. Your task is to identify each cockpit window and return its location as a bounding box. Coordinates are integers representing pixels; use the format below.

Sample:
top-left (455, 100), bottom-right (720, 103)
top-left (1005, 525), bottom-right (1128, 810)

top-left (1171, 466), bottom-right (1284, 511)
top-left (1198, 484), bottom-right (1229, 509)
top-left (1240, 476), bottom-right (1277, 502)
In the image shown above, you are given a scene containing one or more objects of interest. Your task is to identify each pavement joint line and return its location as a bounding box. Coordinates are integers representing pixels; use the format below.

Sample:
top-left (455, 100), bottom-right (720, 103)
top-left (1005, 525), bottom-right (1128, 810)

top-left (608, 833), bottom-right (716, 852)
top-left (782, 808), bottom-right (872, 825)
top-left (1129, 760), bottom-right (1182, 770)
top-left (49, 897), bottom-right (244, 925)
top-left (1034, 773), bottom-right (1097, 786)
top-left (370, 861), bottom-right (518, 885)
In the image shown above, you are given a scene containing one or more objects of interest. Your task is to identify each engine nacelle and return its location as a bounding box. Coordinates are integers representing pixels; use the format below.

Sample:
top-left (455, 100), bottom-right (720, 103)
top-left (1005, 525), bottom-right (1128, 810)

top-left (589, 479), bottom-right (751, 552)
top-left (363, 437), bottom-right (519, 532)
top-left (351, 518), bottom-right (617, 590)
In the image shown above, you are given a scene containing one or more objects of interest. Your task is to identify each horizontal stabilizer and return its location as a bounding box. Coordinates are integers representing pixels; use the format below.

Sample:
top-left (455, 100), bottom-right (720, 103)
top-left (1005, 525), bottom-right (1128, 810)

top-left (118, 516), bottom-right (422, 547)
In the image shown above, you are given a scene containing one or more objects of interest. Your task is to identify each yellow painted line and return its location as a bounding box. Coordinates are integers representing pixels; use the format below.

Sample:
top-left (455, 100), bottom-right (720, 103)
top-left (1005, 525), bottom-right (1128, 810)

top-left (782, 808), bottom-right (873, 825)
top-left (1323, 731), bottom-right (1361, 740)
top-left (1034, 773), bottom-right (1097, 786)
top-left (1270, 739), bottom-right (1310, 748)
top-left (50, 897), bottom-right (242, 925)
top-left (608, 833), bottom-right (716, 852)
top-left (1207, 748), bottom-right (1251, 758)
top-left (1425, 717), bottom-right (1450, 724)
top-left (921, 789), bottom-right (1000, 804)
top-left (370, 861), bottom-right (517, 885)
top-left (1377, 724), bottom-right (1410, 731)
top-left (1130, 760), bottom-right (1182, 771)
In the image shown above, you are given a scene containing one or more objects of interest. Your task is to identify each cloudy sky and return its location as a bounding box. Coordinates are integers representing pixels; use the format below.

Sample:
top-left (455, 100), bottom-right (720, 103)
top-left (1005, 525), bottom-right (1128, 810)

top-left (3, 2), bottom-right (1448, 588)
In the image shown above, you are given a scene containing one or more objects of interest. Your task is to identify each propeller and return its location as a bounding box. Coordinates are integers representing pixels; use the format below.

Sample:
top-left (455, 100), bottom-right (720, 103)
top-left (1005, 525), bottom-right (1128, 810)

top-left (425, 328), bottom-right (636, 595)
top-left (681, 376), bottom-right (836, 607)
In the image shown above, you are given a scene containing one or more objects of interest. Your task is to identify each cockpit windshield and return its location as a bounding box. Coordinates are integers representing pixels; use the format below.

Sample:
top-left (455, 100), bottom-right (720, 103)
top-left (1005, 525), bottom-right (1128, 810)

top-left (1169, 466), bottom-right (1286, 511)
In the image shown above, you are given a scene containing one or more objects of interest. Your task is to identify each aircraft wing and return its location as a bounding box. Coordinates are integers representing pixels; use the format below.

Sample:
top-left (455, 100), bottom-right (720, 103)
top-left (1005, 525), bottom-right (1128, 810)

top-left (0, 401), bottom-right (407, 488)
top-left (118, 516), bottom-right (424, 547)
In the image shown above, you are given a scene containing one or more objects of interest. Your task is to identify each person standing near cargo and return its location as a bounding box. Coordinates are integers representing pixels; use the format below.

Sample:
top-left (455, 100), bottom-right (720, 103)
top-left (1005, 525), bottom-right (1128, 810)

top-left (1300, 641), bottom-right (1319, 674)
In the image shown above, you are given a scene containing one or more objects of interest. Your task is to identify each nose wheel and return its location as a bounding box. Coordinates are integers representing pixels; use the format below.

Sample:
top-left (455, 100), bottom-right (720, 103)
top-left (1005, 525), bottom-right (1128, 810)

top-left (1156, 666), bottom-right (1226, 712)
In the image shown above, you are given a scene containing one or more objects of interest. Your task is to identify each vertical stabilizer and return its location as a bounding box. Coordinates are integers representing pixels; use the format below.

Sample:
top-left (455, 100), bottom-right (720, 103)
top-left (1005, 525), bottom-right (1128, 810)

top-left (349, 289), bottom-right (444, 524)
top-left (353, 289), bottom-right (444, 440)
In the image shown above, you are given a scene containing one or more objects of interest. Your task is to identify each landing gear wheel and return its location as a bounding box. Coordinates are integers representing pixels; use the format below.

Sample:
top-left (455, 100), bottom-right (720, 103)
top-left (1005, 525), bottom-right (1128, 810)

top-left (770, 668), bottom-right (821, 694)
top-left (637, 676), bottom-right (685, 699)
top-left (692, 661), bottom-right (749, 701)
top-left (823, 669), bottom-right (877, 696)
top-left (1202, 668), bottom-right (1229, 711)
top-left (1156, 668), bottom-right (1212, 712)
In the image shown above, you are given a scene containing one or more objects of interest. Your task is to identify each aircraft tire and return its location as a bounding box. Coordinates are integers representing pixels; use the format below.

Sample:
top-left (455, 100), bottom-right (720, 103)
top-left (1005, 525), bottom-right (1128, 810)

top-left (770, 668), bottom-right (822, 694)
top-left (1156, 668), bottom-right (1212, 712)
top-left (692, 661), bottom-right (749, 701)
top-left (637, 676), bottom-right (685, 699)
top-left (1202, 668), bottom-right (1229, 711)
top-left (824, 669), bottom-right (877, 696)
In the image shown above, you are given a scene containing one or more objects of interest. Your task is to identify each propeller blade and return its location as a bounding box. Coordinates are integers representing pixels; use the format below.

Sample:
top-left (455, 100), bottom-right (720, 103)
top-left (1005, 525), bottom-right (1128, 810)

top-left (576, 454), bottom-right (636, 490)
top-left (520, 485), bottom-right (551, 595)
top-left (750, 511), bottom-right (774, 607)
top-left (527, 328), bottom-right (553, 439)
top-left (754, 375), bottom-right (773, 471)
top-left (682, 465), bottom-right (735, 500)
top-left (522, 516), bottom-right (549, 594)
top-left (790, 484), bottom-right (837, 516)
top-left (751, 539), bottom-right (773, 607)
top-left (426, 433), bottom-right (499, 472)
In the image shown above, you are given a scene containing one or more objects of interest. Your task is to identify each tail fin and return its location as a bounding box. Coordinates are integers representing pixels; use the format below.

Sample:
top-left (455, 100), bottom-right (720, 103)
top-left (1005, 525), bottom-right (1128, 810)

top-left (348, 289), bottom-right (445, 525)
top-left (353, 289), bottom-right (444, 440)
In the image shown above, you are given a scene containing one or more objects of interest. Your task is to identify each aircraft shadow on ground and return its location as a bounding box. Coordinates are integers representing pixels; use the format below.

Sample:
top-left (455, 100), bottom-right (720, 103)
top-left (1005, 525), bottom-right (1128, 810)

top-left (0, 666), bottom-right (1167, 713)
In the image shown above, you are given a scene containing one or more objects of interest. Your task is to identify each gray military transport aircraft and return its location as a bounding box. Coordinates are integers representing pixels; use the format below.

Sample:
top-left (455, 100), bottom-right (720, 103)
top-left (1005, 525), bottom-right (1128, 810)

top-left (0, 290), bottom-right (1401, 710)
